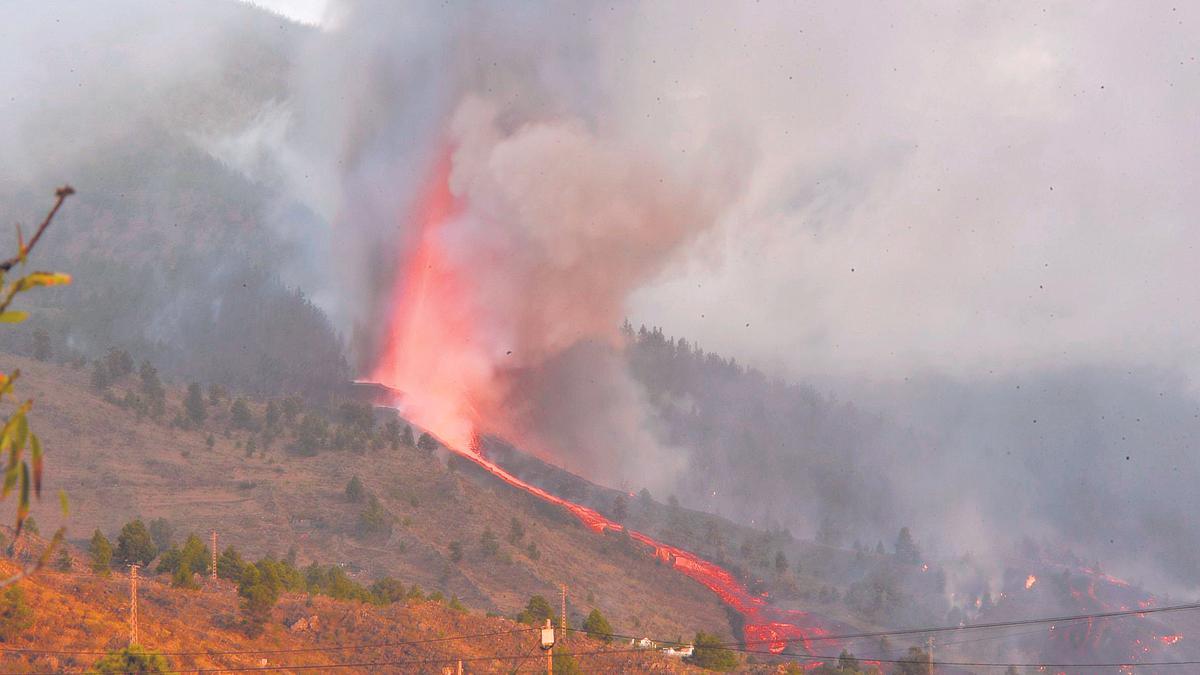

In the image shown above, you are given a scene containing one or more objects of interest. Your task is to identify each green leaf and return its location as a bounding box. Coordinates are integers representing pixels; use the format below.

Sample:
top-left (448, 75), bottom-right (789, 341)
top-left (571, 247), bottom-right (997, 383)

top-left (2, 427), bottom-right (18, 496)
top-left (12, 412), bottom-right (27, 458)
top-left (30, 434), bottom-right (41, 498)
top-left (15, 461), bottom-right (29, 535)
top-left (0, 311), bottom-right (27, 324)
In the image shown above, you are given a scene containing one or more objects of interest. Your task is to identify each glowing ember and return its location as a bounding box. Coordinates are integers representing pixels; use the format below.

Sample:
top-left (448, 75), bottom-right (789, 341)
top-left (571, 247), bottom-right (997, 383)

top-left (1026, 574), bottom-right (1037, 589)
top-left (1159, 633), bottom-right (1183, 645)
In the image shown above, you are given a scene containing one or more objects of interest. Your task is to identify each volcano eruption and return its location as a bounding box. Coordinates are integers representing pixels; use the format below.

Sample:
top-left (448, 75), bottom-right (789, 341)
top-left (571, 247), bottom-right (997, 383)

top-left (367, 137), bottom-right (1200, 673)
top-left (367, 142), bottom-right (852, 657)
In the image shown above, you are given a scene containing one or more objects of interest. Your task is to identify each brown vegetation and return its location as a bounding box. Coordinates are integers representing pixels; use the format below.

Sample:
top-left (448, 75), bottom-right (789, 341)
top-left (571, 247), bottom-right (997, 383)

top-left (7, 354), bottom-right (734, 644)
top-left (0, 551), bottom-right (707, 673)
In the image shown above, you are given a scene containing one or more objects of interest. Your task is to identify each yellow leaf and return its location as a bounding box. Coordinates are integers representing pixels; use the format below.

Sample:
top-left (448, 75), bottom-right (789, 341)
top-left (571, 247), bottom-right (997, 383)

top-left (0, 311), bottom-right (27, 323)
top-left (15, 272), bottom-right (71, 290)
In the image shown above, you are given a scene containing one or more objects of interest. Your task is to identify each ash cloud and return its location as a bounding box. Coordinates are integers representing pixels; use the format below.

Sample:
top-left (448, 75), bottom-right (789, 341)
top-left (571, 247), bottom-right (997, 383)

top-left (5, 0), bottom-right (1200, 595)
top-left (278, 1), bottom-right (1200, 590)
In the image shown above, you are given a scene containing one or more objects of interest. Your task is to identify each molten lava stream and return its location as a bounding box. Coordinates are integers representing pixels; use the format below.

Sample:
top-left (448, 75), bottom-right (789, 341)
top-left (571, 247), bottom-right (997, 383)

top-left (447, 442), bottom-right (839, 656)
top-left (372, 143), bottom-right (841, 660)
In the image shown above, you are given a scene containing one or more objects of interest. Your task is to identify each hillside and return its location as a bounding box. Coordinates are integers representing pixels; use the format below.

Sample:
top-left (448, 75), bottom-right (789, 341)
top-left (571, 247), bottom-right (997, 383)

top-left (0, 548), bottom-right (704, 673)
top-left (5, 353), bottom-right (736, 646)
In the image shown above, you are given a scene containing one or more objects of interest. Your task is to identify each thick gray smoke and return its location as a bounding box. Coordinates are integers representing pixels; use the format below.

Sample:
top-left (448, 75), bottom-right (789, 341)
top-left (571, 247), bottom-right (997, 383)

top-left (275, 0), bottom-right (1200, 591)
top-left (5, 0), bottom-right (1200, 593)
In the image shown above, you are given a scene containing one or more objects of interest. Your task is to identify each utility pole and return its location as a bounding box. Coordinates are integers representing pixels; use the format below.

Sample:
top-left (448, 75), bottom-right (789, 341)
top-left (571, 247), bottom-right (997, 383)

top-left (129, 564), bottom-right (140, 646)
top-left (927, 635), bottom-right (935, 674)
top-left (210, 530), bottom-right (218, 579)
top-left (560, 584), bottom-right (567, 641)
top-left (540, 618), bottom-right (555, 675)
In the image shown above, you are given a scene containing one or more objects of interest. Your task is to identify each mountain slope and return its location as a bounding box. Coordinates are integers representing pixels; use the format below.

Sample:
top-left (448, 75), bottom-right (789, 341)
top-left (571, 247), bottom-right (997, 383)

top-left (0, 551), bottom-right (700, 673)
top-left (9, 353), bottom-right (734, 644)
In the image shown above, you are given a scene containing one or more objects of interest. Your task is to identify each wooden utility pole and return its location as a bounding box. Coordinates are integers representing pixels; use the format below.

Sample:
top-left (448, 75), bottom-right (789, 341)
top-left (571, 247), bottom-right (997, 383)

top-left (210, 530), bottom-right (218, 579)
top-left (129, 564), bottom-right (140, 646)
top-left (540, 618), bottom-right (555, 675)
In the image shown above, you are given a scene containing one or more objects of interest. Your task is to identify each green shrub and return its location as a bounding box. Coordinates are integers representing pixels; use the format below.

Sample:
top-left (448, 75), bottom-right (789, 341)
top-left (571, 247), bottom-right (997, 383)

top-left (0, 586), bottom-right (33, 641)
top-left (687, 631), bottom-right (738, 671)
top-left (91, 645), bottom-right (168, 673)
top-left (582, 608), bottom-right (613, 642)
top-left (89, 529), bottom-right (113, 575)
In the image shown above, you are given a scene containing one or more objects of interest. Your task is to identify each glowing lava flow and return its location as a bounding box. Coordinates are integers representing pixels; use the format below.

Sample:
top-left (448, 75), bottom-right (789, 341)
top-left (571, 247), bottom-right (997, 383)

top-left (458, 442), bottom-right (836, 654)
top-left (370, 147), bottom-right (841, 657)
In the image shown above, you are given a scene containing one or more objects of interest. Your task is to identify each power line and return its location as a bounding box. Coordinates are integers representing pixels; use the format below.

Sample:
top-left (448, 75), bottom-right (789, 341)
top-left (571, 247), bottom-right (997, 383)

top-left (7, 637), bottom-right (1200, 674)
top-left (0, 627), bottom-right (534, 657)
top-left (564, 598), bottom-right (1200, 649)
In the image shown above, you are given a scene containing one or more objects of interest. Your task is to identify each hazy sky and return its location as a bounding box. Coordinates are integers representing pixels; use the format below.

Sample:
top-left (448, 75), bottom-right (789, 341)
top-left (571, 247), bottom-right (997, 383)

top-left (613, 3), bottom-right (1200, 387)
top-left (241, 0), bottom-right (327, 25)
top-left (243, 1), bottom-right (1200, 393)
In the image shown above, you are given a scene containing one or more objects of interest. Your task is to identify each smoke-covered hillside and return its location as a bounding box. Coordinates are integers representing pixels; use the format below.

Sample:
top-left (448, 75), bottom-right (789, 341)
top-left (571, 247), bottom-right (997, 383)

top-left (4, 0), bottom-right (1200, 611)
top-left (0, 1), bottom-right (346, 394)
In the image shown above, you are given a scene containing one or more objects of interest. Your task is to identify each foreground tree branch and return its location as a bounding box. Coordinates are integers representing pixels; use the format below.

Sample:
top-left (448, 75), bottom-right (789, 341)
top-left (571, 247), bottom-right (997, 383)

top-left (0, 185), bottom-right (75, 588)
top-left (0, 185), bottom-right (74, 273)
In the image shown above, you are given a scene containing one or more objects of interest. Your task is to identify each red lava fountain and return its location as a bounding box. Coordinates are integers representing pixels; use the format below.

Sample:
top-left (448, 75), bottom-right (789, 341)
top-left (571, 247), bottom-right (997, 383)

top-left (369, 146), bottom-right (841, 658)
top-left (371, 147), bottom-right (489, 452)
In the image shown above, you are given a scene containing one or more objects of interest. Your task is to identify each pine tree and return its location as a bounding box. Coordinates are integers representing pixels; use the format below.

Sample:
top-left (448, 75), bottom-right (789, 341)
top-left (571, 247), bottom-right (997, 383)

top-left (583, 608), bottom-right (613, 642)
top-left (345, 476), bottom-right (365, 503)
top-left (230, 398), bottom-right (254, 429)
top-left (217, 546), bottom-right (246, 580)
top-left (148, 518), bottom-right (174, 554)
top-left (91, 361), bottom-right (112, 391)
top-left (383, 419), bottom-right (402, 451)
top-left (895, 527), bottom-right (921, 564)
top-left (480, 527), bottom-right (499, 557)
top-left (115, 520), bottom-right (156, 566)
top-left (89, 529), bottom-right (113, 575)
top-left (265, 401), bottom-right (281, 432)
top-left (238, 564), bottom-right (278, 636)
top-left (185, 383), bottom-right (207, 427)
top-left (611, 493), bottom-right (629, 522)
top-left (417, 432), bottom-right (438, 452)
top-left (139, 360), bottom-right (166, 419)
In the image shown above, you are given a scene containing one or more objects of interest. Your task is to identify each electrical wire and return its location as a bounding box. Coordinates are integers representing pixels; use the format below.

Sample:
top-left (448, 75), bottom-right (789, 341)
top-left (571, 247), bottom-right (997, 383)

top-left (563, 598), bottom-right (1200, 649)
top-left (0, 627), bottom-right (533, 657)
top-left (6, 634), bottom-right (1200, 674)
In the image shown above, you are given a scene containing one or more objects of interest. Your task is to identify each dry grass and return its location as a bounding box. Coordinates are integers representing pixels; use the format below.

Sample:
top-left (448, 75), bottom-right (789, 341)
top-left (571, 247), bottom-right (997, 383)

top-left (0, 554), bottom-right (712, 673)
top-left (3, 353), bottom-right (734, 647)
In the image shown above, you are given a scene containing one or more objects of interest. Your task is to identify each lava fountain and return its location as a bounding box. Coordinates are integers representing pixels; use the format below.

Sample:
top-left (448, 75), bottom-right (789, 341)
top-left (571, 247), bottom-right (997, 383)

top-left (369, 145), bottom-right (843, 657)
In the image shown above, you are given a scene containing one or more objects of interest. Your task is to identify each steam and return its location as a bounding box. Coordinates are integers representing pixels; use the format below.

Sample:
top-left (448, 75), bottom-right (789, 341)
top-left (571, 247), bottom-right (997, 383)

top-left (5, 0), bottom-right (1200, 595)
top-left (284, 0), bottom-right (1200, 593)
top-left (366, 94), bottom-right (725, 486)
